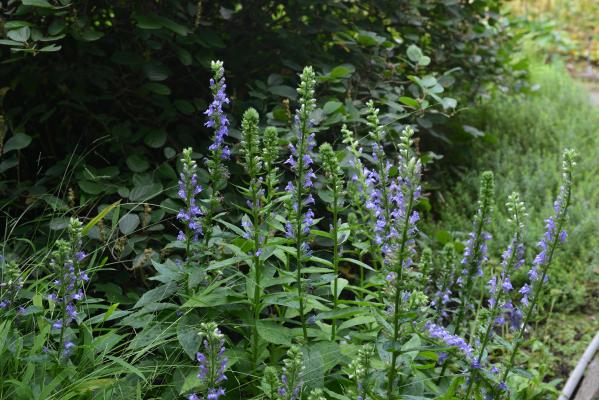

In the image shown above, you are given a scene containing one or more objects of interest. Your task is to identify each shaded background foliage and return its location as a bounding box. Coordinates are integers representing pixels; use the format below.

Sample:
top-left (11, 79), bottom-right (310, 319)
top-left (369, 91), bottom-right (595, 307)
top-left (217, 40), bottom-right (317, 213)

top-left (0, 0), bottom-right (511, 282)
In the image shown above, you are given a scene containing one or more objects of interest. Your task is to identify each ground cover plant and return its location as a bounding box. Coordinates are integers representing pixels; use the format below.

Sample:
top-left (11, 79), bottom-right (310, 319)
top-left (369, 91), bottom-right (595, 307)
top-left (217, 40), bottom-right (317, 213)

top-left (0, 60), bottom-right (579, 399)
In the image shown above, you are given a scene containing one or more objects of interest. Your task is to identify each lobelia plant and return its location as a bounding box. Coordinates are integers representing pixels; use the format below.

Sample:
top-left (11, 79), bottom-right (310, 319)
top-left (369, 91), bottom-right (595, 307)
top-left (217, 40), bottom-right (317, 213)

top-left (177, 147), bottom-right (204, 261)
top-left (202, 60), bottom-right (231, 263)
top-left (47, 218), bottom-right (89, 359)
top-left (188, 322), bottom-right (229, 400)
top-left (284, 66), bottom-right (318, 341)
top-left (464, 192), bottom-right (527, 397)
top-left (342, 124), bottom-right (374, 285)
top-left (496, 149), bottom-right (576, 398)
top-left (1, 56), bottom-right (580, 400)
top-left (239, 107), bottom-right (275, 370)
top-left (318, 142), bottom-right (346, 340)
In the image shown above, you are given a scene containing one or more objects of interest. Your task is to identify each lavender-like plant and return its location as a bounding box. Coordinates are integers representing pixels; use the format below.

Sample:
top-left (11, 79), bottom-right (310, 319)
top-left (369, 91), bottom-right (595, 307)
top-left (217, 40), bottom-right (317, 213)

top-left (177, 147), bottom-right (203, 257)
top-left (47, 218), bottom-right (88, 358)
top-left (319, 142), bottom-right (345, 340)
top-left (453, 171), bottom-right (495, 337)
top-left (497, 149), bottom-right (576, 398)
top-left (384, 125), bottom-right (422, 398)
top-left (284, 66), bottom-right (317, 340)
top-left (239, 107), bottom-right (268, 369)
top-left (203, 60), bottom-right (230, 252)
top-left (348, 344), bottom-right (375, 400)
top-left (430, 243), bottom-right (457, 321)
top-left (188, 322), bottom-right (228, 400)
top-left (277, 346), bottom-right (304, 400)
top-left (342, 124), bottom-right (373, 284)
top-left (465, 192), bottom-right (527, 397)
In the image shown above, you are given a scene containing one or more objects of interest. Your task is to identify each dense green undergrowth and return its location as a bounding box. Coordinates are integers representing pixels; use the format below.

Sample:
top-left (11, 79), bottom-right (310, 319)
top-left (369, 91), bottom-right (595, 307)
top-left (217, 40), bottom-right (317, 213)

top-left (0, 60), bottom-right (580, 400)
top-left (433, 62), bottom-right (599, 379)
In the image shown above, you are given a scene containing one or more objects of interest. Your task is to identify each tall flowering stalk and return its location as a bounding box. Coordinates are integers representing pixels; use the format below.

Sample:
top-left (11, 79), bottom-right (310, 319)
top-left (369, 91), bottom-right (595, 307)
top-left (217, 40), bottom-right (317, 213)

top-left (277, 346), bottom-right (304, 400)
top-left (263, 126), bottom-right (281, 210)
top-left (453, 171), bottom-right (495, 337)
top-left (497, 149), bottom-right (576, 398)
top-left (188, 322), bottom-right (229, 400)
top-left (239, 107), bottom-right (267, 370)
top-left (319, 142), bottom-right (345, 340)
top-left (284, 66), bottom-right (317, 341)
top-left (348, 344), bottom-right (375, 400)
top-left (47, 218), bottom-right (88, 358)
top-left (385, 125), bottom-right (422, 399)
top-left (437, 172), bottom-right (493, 382)
top-left (430, 243), bottom-right (457, 321)
top-left (203, 60), bottom-right (230, 253)
top-left (177, 147), bottom-right (203, 257)
top-left (342, 124), bottom-right (373, 284)
top-left (465, 192), bottom-right (527, 397)
top-left (363, 101), bottom-right (394, 269)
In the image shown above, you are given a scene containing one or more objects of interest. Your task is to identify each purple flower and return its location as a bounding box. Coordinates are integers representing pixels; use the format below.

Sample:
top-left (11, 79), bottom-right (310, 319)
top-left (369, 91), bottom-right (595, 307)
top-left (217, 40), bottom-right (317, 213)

top-left (205, 63), bottom-right (230, 160)
top-left (426, 322), bottom-right (474, 361)
top-left (177, 150), bottom-right (204, 243)
top-left (192, 322), bottom-right (228, 400)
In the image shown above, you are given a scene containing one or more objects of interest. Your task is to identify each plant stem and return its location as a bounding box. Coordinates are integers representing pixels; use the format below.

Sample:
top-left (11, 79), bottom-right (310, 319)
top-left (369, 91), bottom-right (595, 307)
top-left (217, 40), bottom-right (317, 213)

top-left (294, 110), bottom-right (309, 342)
top-left (387, 191), bottom-right (415, 399)
top-left (331, 179), bottom-right (339, 341)
top-left (251, 187), bottom-right (262, 370)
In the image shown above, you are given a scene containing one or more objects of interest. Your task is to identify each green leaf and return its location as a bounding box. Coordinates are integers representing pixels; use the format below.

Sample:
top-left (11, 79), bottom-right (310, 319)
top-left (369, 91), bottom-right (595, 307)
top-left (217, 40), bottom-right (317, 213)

top-left (323, 100), bottom-right (343, 114)
top-left (177, 314), bottom-right (202, 360)
top-left (4, 133), bottom-right (31, 152)
top-left (133, 13), bottom-right (163, 30)
top-left (126, 154), bottom-right (150, 172)
top-left (441, 97), bottom-right (457, 109)
top-left (399, 97), bottom-right (419, 108)
top-left (133, 282), bottom-right (177, 309)
top-left (79, 180), bottom-right (104, 195)
top-left (328, 65), bottom-right (355, 79)
top-left (143, 129), bottom-right (167, 148)
top-left (175, 47), bottom-right (192, 66)
top-left (79, 28), bottom-right (104, 42)
top-left (39, 44), bottom-right (61, 52)
top-left (143, 83), bottom-right (171, 96)
top-left (7, 27), bottom-right (31, 43)
top-left (269, 85), bottom-right (297, 99)
top-left (22, 0), bottom-right (55, 8)
top-left (301, 344), bottom-right (325, 390)
top-left (159, 17), bottom-right (188, 36)
top-left (407, 44), bottom-right (424, 63)
top-left (127, 324), bottom-right (170, 351)
top-left (128, 183), bottom-right (163, 202)
top-left (256, 320), bottom-right (293, 345)
top-left (144, 63), bottom-right (169, 82)
top-left (331, 277), bottom-right (349, 299)
top-left (119, 214), bottom-right (140, 235)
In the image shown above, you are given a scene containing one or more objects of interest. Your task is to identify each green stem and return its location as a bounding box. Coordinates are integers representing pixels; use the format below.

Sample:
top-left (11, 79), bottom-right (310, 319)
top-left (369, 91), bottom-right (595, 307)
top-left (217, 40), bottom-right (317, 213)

top-left (387, 190), bottom-right (415, 399)
top-left (465, 239), bottom-right (519, 397)
top-left (438, 207), bottom-right (488, 382)
top-left (294, 112), bottom-right (309, 342)
top-left (331, 180), bottom-right (339, 341)
top-left (251, 186), bottom-right (262, 371)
